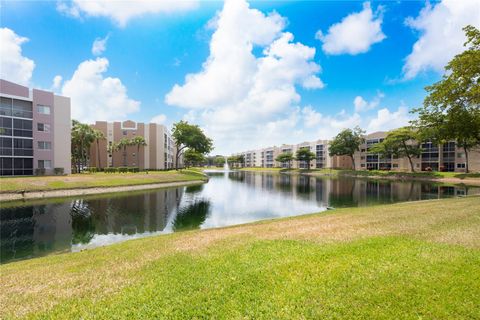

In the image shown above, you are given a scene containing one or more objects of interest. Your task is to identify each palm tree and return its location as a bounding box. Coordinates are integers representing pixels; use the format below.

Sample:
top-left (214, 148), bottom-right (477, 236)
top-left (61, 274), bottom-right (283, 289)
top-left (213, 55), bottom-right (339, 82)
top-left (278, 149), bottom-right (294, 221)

top-left (115, 138), bottom-right (132, 166)
top-left (131, 136), bottom-right (147, 168)
top-left (92, 129), bottom-right (105, 169)
top-left (71, 120), bottom-right (95, 173)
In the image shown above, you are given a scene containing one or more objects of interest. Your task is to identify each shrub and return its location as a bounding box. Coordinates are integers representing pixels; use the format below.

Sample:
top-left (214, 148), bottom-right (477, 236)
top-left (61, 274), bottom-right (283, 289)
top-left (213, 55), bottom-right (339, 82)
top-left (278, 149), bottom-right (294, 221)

top-left (35, 168), bottom-right (46, 176)
top-left (104, 167), bottom-right (118, 173)
top-left (118, 167), bottom-right (129, 173)
top-left (86, 167), bottom-right (98, 173)
top-left (53, 167), bottom-right (64, 175)
top-left (128, 167), bottom-right (140, 173)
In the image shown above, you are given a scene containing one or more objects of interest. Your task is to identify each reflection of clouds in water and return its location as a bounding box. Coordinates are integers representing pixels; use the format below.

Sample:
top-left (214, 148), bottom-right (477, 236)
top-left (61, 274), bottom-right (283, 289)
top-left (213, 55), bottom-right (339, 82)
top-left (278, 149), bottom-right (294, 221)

top-left (189, 172), bottom-right (325, 229)
top-left (71, 230), bottom-right (170, 252)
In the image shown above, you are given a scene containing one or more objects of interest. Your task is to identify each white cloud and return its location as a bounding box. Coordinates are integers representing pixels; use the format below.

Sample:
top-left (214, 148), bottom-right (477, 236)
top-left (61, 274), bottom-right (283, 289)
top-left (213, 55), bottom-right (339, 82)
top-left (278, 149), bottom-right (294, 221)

top-left (403, 0), bottom-right (480, 79)
top-left (92, 34), bottom-right (109, 56)
top-left (0, 28), bottom-right (35, 86)
top-left (151, 114), bottom-right (167, 124)
top-left (57, 0), bottom-right (198, 27)
top-left (353, 91), bottom-right (384, 112)
top-left (366, 105), bottom-right (412, 132)
top-left (165, 0), bottom-right (324, 154)
top-left (316, 2), bottom-right (385, 55)
top-left (62, 57), bottom-right (140, 123)
top-left (52, 75), bottom-right (63, 90)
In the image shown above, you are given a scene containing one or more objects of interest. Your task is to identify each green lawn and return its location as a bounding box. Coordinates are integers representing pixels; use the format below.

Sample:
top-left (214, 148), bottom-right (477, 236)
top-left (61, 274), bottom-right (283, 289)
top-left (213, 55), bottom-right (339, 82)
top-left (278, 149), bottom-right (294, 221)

top-left (1, 196), bottom-right (479, 319)
top-left (0, 170), bottom-right (207, 193)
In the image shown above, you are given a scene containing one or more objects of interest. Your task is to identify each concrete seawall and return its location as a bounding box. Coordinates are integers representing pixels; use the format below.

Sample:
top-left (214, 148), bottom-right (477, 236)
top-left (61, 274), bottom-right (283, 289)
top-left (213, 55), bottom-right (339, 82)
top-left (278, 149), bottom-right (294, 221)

top-left (0, 180), bottom-right (206, 202)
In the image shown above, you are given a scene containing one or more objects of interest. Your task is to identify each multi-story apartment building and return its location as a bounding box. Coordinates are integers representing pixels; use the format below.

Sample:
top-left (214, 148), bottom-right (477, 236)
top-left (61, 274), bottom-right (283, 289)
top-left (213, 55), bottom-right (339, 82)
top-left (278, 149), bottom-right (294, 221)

top-left (233, 131), bottom-right (480, 172)
top-left (234, 139), bottom-right (349, 169)
top-left (353, 131), bottom-right (480, 172)
top-left (89, 120), bottom-right (180, 170)
top-left (0, 79), bottom-right (71, 176)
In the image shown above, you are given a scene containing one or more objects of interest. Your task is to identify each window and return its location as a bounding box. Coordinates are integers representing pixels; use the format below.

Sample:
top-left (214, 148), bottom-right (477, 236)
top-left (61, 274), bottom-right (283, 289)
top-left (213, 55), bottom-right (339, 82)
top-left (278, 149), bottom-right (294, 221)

top-left (38, 160), bottom-right (52, 169)
top-left (360, 164), bottom-right (365, 167)
top-left (13, 119), bottom-right (33, 137)
top-left (122, 130), bottom-right (127, 136)
top-left (392, 164), bottom-right (399, 168)
top-left (457, 163), bottom-right (466, 169)
top-left (37, 105), bottom-right (51, 115)
top-left (37, 123), bottom-right (50, 132)
top-left (457, 153), bottom-right (465, 158)
top-left (13, 99), bottom-right (33, 118)
top-left (37, 141), bottom-right (52, 150)
top-left (13, 138), bottom-right (33, 156)
top-left (0, 117), bottom-right (13, 136)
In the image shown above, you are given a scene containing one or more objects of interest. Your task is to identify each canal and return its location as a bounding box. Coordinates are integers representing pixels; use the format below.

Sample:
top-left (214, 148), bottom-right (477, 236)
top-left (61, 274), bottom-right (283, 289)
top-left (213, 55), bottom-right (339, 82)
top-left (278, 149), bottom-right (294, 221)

top-left (1, 170), bottom-right (478, 263)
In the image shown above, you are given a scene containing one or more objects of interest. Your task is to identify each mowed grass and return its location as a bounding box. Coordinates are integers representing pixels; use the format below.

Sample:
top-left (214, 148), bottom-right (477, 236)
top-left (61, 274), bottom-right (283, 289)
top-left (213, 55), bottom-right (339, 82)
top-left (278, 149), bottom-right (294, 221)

top-left (1, 197), bottom-right (479, 319)
top-left (0, 170), bottom-right (207, 193)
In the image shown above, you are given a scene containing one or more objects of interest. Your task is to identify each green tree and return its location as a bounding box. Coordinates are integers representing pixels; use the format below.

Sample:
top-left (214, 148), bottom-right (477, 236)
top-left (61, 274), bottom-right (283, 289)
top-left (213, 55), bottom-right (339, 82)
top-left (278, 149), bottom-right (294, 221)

top-left (172, 121), bottom-right (213, 170)
top-left (214, 156), bottom-right (226, 167)
top-left (369, 127), bottom-right (421, 172)
top-left (71, 120), bottom-right (95, 173)
top-left (295, 148), bottom-right (316, 170)
top-left (131, 136), bottom-right (147, 168)
top-left (114, 138), bottom-right (133, 167)
top-left (413, 25), bottom-right (480, 172)
top-left (92, 129), bottom-right (105, 169)
top-left (184, 149), bottom-right (206, 168)
top-left (227, 156), bottom-right (238, 168)
top-left (237, 154), bottom-right (245, 168)
top-left (329, 126), bottom-right (365, 169)
top-left (275, 152), bottom-right (294, 168)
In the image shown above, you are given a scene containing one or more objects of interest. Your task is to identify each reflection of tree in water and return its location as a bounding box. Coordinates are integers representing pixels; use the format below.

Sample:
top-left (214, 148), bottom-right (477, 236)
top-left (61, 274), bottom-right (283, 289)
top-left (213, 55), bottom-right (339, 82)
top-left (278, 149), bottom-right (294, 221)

top-left (296, 175), bottom-right (312, 197)
top-left (173, 199), bottom-right (211, 232)
top-left (70, 200), bottom-right (95, 245)
top-left (185, 184), bottom-right (204, 194)
top-left (228, 171), bottom-right (246, 183)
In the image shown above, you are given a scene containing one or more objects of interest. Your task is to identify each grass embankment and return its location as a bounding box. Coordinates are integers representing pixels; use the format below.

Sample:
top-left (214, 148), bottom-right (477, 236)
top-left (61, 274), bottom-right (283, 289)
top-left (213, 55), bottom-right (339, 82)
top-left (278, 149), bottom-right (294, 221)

top-left (0, 170), bottom-right (207, 193)
top-left (240, 167), bottom-right (480, 180)
top-left (1, 197), bottom-right (479, 319)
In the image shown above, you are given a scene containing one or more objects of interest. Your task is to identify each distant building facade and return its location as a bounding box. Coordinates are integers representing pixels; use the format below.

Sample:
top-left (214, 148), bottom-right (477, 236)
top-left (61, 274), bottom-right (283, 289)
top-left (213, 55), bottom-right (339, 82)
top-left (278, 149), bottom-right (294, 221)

top-left (233, 131), bottom-right (480, 173)
top-left (0, 79), bottom-right (71, 176)
top-left (353, 131), bottom-right (480, 173)
top-left (89, 120), bottom-right (181, 170)
top-left (234, 139), bottom-right (351, 170)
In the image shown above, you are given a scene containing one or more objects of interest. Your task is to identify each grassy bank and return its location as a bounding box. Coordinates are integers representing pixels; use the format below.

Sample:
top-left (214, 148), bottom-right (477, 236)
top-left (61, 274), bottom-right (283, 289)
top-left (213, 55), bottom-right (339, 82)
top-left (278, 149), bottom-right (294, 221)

top-left (239, 167), bottom-right (480, 180)
top-left (1, 196), bottom-right (479, 319)
top-left (0, 170), bottom-right (207, 193)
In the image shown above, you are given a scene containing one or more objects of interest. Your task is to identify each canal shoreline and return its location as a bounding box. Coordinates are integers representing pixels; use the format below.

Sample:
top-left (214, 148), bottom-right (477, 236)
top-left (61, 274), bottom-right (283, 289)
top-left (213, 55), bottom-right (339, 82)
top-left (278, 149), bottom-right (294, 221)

top-left (238, 168), bottom-right (480, 186)
top-left (0, 179), bottom-right (207, 202)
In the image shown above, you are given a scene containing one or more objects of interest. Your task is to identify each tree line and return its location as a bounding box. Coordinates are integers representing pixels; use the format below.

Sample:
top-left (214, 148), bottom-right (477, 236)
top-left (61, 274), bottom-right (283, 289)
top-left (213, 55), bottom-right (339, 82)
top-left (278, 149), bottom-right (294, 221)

top-left (71, 120), bottom-right (212, 172)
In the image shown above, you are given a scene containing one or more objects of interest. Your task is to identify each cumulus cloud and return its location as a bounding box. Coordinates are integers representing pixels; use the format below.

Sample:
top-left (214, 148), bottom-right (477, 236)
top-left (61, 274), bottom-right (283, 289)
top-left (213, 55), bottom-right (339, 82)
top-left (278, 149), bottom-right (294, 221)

top-left (62, 57), bottom-right (140, 123)
top-left (0, 28), bottom-right (35, 86)
top-left (51, 75), bottom-right (63, 90)
top-left (316, 2), bottom-right (385, 55)
top-left (57, 0), bottom-right (198, 27)
top-left (151, 114), bottom-right (167, 124)
top-left (300, 102), bottom-right (412, 141)
top-left (366, 105), bottom-right (412, 132)
top-left (353, 91), bottom-right (384, 112)
top-left (403, 0), bottom-right (480, 79)
top-left (165, 0), bottom-right (324, 153)
top-left (92, 34), bottom-right (109, 56)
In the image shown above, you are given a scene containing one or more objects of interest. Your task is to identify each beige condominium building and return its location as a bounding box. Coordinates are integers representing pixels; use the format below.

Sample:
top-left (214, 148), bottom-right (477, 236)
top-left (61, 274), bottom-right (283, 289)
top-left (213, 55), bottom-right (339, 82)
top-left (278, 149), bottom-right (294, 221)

top-left (233, 131), bottom-right (480, 172)
top-left (89, 120), bottom-right (180, 170)
top-left (0, 79), bottom-right (71, 176)
top-left (234, 139), bottom-right (351, 169)
top-left (353, 131), bottom-right (480, 173)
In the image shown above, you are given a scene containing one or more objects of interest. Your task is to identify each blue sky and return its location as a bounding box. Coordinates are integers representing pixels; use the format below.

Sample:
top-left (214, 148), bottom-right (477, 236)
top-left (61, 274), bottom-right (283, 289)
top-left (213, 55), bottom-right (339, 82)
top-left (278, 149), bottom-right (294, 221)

top-left (1, 0), bottom-right (479, 154)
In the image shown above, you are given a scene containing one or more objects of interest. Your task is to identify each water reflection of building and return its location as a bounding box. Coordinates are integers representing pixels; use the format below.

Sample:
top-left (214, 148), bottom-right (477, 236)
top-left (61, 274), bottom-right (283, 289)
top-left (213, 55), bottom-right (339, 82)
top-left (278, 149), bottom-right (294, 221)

top-left (1, 188), bottom-right (184, 263)
top-left (227, 171), bottom-right (477, 209)
top-left (1, 203), bottom-right (73, 263)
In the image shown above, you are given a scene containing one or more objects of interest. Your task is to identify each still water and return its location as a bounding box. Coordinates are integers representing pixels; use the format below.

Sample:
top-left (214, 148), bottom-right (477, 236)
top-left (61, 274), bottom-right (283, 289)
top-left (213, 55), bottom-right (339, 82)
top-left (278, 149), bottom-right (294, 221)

top-left (1, 170), bottom-right (479, 263)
